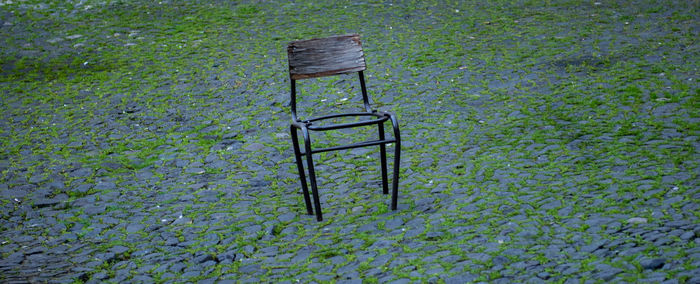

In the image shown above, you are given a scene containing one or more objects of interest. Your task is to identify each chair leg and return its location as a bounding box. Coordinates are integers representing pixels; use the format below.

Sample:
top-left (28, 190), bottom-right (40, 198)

top-left (290, 125), bottom-right (313, 215)
top-left (378, 123), bottom-right (389, 195)
top-left (389, 116), bottom-right (401, 210)
top-left (301, 127), bottom-right (323, 221)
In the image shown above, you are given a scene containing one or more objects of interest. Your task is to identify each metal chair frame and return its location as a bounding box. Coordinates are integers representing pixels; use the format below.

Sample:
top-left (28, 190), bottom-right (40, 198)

top-left (287, 34), bottom-right (401, 221)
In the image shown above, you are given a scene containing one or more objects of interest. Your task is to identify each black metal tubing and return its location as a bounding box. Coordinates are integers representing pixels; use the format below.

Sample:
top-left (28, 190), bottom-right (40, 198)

top-left (378, 123), bottom-right (388, 195)
top-left (288, 70), bottom-right (400, 221)
top-left (358, 71), bottom-right (372, 112)
top-left (308, 116), bottom-right (388, 131)
top-left (301, 138), bottom-right (397, 155)
top-left (388, 112), bottom-right (401, 210)
top-left (300, 125), bottom-right (323, 221)
top-left (290, 124), bottom-right (313, 215)
top-left (290, 79), bottom-right (299, 122)
top-left (305, 112), bottom-right (385, 122)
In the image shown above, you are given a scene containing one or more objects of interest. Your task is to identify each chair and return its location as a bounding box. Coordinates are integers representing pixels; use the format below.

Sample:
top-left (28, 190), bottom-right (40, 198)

top-left (287, 34), bottom-right (401, 221)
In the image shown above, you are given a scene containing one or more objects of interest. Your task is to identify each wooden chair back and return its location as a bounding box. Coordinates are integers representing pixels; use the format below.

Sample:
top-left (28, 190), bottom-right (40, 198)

top-left (287, 34), bottom-right (366, 80)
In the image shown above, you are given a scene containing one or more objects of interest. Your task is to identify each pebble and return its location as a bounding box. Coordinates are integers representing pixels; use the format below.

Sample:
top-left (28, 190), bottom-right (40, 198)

top-left (640, 258), bottom-right (666, 270)
top-left (244, 143), bottom-right (265, 151)
top-left (627, 217), bottom-right (648, 224)
top-left (370, 254), bottom-right (392, 267)
top-left (185, 168), bottom-right (206, 174)
top-left (277, 212), bottom-right (296, 223)
top-left (126, 224), bottom-right (145, 233)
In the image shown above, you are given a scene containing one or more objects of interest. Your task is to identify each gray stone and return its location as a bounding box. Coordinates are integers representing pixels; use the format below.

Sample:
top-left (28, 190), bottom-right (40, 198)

top-left (248, 178), bottom-right (271, 188)
top-left (385, 218), bottom-right (404, 230)
top-left (172, 217), bottom-right (192, 225)
top-left (1, 252), bottom-right (24, 266)
top-left (357, 222), bottom-right (376, 233)
top-left (71, 168), bottom-right (93, 177)
top-left (466, 253), bottom-right (490, 263)
top-left (244, 143), bottom-right (265, 151)
top-left (181, 270), bottom-right (201, 278)
top-left (1, 188), bottom-right (29, 198)
top-left (644, 271), bottom-right (669, 282)
top-left (110, 245), bottom-right (129, 255)
top-left (194, 254), bottom-right (214, 263)
top-left (338, 279), bottom-right (364, 284)
top-left (185, 167), bottom-right (206, 174)
top-left (315, 274), bottom-right (335, 281)
top-left (666, 220), bottom-right (690, 228)
top-left (238, 264), bottom-right (261, 274)
top-left (444, 274), bottom-right (478, 284)
top-left (328, 255), bottom-right (345, 265)
top-left (680, 231), bottom-right (695, 241)
top-left (368, 240), bottom-right (394, 250)
top-left (46, 180), bottom-right (65, 190)
top-left (336, 261), bottom-right (359, 275)
top-left (217, 251), bottom-right (236, 263)
top-left (169, 262), bottom-right (186, 273)
top-left (189, 183), bottom-right (208, 190)
top-left (160, 272), bottom-right (176, 280)
top-left (101, 162), bottom-right (122, 170)
top-left (32, 198), bottom-right (62, 208)
top-left (94, 181), bottom-right (116, 191)
top-left (403, 227), bottom-right (423, 238)
top-left (492, 255), bottom-right (509, 266)
top-left (243, 225), bottom-right (262, 235)
top-left (539, 198), bottom-right (562, 210)
top-left (126, 223), bottom-right (145, 233)
top-left (425, 231), bottom-right (444, 241)
top-left (209, 160), bottom-right (228, 169)
top-left (627, 217), bottom-right (648, 224)
top-left (595, 267), bottom-right (623, 281)
top-left (640, 258), bottom-right (665, 270)
top-left (581, 240), bottom-right (606, 253)
top-left (370, 254), bottom-right (392, 267)
top-left (132, 275), bottom-right (154, 282)
top-left (91, 271), bottom-right (109, 280)
top-left (175, 159), bottom-right (189, 168)
top-left (84, 205), bottom-right (106, 215)
top-left (277, 212), bottom-right (296, 223)
top-left (94, 252), bottom-right (116, 263)
top-left (686, 275), bottom-right (700, 284)
top-left (654, 237), bottom-right (673, 246)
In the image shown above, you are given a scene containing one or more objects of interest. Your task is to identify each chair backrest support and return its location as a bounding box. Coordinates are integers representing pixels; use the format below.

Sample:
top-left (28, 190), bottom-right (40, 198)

top-left (287, 34), bottom-right (372, 122)
top-left (287, 34), bottom-right (366, 80)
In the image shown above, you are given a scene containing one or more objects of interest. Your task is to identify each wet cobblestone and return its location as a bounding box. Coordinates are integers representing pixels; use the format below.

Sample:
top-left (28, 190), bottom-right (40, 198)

top-left (1, 0), bottom-right (699, 282)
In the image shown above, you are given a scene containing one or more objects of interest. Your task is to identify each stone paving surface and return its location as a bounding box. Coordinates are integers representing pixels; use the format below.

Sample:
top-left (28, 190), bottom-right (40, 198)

top-left (1, 0), bottom-right (699, 282)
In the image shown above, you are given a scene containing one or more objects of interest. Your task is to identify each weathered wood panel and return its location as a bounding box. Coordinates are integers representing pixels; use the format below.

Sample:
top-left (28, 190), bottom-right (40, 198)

top-left (287, 34), bottom-right (366, 80)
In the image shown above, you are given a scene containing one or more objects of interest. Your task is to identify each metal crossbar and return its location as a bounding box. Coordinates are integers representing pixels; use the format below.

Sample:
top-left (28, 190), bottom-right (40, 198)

top-left (300, 139), bottom-right (397, 155)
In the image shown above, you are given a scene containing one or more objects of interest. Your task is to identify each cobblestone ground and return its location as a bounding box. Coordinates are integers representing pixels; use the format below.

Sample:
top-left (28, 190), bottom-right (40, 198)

top-left (1, 0), bottom-right (698, 283)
